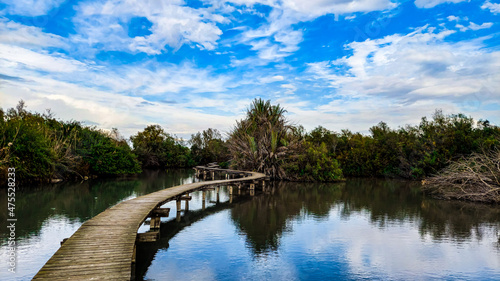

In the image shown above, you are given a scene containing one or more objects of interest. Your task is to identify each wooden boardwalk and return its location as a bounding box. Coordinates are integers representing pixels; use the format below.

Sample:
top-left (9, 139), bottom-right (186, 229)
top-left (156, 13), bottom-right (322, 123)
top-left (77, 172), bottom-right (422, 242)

top-left (33, 167), bottom-right (266, 280)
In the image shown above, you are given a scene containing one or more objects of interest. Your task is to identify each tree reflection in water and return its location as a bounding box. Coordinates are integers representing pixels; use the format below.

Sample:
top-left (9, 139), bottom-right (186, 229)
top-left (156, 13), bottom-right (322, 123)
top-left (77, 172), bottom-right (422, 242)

top-left (139, 178), bottom-right (500, 281)
top-left (229, 179), bottom-right (500, 255)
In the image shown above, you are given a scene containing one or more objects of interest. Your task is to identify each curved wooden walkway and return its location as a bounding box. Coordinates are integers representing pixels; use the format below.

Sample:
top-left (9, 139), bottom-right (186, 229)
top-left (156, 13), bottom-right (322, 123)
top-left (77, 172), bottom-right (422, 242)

top-left (33, 167), bottom-right (266, 280)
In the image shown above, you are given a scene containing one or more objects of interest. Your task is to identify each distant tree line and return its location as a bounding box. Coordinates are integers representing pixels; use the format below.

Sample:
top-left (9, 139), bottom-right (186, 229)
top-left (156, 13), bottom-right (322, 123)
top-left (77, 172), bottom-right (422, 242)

top-left (1, 99), bottom-right (499, 198)
top-left (0, 101), bottom-right (141, 184)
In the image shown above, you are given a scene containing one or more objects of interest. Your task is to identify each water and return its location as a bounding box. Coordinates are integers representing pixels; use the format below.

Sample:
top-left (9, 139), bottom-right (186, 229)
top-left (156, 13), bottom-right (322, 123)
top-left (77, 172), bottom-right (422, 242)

top-left (0, 169), bottom-right (197, 280)
top-left (1, 173), bottom-right (499, 280)
top-left (137, 179), bottom-right (500, 281)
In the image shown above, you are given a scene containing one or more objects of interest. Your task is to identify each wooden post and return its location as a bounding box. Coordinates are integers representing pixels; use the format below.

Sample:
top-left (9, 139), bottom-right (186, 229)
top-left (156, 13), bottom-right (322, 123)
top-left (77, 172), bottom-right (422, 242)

top-left (212, 171), bottom-right (215, 179)
top-left (250, 183), bottom-right (255, 190)
top-left (250, 189), bottom-right (255, 196)
top-left (176, 199), bottom-right (181, 212)
top-left (150, 217), bottom-right (161, 229)
top-left (229, 185), bottom-right (233, 195)
top-left (202, 190), bottom-right (206, 210)
top-left (185, 199), bottom-right (189, 212)
top-left (262, 180), bottom-right (266, 192)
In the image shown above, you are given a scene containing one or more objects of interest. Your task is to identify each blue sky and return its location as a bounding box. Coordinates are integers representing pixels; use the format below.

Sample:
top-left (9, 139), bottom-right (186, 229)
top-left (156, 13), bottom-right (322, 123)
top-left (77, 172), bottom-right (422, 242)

top-left (0, 0), bottom-right (499, 139)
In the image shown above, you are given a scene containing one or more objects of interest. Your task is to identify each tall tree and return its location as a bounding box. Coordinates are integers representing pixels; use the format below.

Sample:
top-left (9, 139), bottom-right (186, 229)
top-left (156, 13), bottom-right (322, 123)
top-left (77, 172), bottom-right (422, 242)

top-left (130, 125), bottom-right (193, 168)
top-left (189, 128), bottom-right (229, 165)
top-left (227, 98), bottom-right (301, 179)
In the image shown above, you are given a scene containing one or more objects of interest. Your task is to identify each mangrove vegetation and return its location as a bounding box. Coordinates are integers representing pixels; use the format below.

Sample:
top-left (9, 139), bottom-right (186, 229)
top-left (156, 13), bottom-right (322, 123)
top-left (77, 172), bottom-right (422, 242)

top-left (1, 99), bottom-right (499, 203)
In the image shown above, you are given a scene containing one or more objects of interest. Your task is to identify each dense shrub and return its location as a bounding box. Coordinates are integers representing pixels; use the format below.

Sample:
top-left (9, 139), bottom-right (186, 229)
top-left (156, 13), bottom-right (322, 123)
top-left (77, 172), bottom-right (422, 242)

top-left (130, 125), bottom-right (195, 169)
top-left (0, 101), bottom-right (141, 185)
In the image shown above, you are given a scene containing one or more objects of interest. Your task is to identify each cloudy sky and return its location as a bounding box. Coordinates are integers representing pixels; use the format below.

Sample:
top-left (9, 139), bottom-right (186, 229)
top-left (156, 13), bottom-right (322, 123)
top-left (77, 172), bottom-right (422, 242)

top-left (0, 0), bottom-right (499, 139)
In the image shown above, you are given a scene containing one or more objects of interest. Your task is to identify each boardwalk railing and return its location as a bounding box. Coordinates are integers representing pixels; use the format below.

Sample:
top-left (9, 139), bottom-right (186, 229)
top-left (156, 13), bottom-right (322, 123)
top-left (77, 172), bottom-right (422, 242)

top-left (33, 167), bottom-right (266, 280)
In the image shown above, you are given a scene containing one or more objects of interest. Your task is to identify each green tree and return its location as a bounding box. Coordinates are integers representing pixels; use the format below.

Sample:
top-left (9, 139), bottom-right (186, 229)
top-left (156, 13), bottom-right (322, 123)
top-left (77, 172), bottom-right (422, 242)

top-left (227, 98), bottom-right (301, 179)
top-left (189, 128), bottom-right (229, 166)
top-left (0, 101), bottom-right (141, 185)
top-left (130, 125), bottom-right (194, 168)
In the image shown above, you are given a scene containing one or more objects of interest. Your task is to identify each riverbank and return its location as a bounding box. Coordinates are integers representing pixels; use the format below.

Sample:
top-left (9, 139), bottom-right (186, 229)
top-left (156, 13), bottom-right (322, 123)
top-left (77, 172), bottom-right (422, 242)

top-left (2, 171), bottom-right (499, 280)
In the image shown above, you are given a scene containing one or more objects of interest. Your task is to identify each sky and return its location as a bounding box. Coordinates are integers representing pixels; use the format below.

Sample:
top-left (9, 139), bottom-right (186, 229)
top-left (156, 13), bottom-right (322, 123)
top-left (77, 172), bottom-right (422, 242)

top-left (0, 0), bottom-right (499, 140)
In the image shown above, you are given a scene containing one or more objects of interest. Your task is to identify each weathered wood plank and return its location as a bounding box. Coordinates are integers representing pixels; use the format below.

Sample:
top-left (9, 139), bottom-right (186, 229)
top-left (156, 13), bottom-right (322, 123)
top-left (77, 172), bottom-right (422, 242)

top-left (33, 167), bottom-right (266, 280)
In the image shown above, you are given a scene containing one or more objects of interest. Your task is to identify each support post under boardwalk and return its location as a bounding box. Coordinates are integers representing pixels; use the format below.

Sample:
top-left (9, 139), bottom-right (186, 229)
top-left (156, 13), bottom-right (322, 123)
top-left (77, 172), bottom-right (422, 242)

top-left (176, 199), bottom-right (182, 212)
top-left (33, 167), bottom-right (266, 281)
top-left (150, 217), bottom-right (161, 229)
top-left (202, 190), bottom-right (206, 210)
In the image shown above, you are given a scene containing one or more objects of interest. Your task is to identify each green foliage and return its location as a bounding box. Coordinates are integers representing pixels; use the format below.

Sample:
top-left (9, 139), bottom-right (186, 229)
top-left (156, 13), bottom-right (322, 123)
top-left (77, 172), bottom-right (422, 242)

top-left (189, 128), bottom-right (229, 165)
top-left (77, 128), bottom-right (141, 176)
top-left (130, 125), bottom-right (194, 168)
top-left (0, 102), bottom-right (53, 181)
top-left (227, 98), bottom-right (302, 179)
top-left (2, 99), bottom-right (499, 186)
top-left (330, 111), bottom-right (500, 179)
top-left (285, 141), bottom-right (344, 182)
top-left (0, 101), bottom-right (141, 185)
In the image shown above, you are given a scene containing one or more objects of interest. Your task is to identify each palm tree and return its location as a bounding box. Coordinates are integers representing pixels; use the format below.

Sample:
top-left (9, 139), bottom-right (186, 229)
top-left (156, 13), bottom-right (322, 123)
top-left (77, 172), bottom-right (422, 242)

top-left (227, 99), bottom-right (301, 179)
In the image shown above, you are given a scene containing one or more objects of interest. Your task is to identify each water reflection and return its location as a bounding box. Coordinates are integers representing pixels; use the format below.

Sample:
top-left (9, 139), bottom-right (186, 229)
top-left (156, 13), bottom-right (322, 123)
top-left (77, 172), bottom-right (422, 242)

top-left (142, 179), bottom-right (500, 280)
top-left (0, 169), bottom-right (195, 280)
top-left (230, 182), bottom-right (343, 254)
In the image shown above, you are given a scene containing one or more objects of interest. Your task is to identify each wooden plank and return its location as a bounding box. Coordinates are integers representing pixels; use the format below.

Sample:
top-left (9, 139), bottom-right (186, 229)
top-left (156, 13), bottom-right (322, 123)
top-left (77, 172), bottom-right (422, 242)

top-left (150, 207), bottom-right (170, 217)
top-left (136, 232), bottom-right (159, 242)
top-left (33, 168), bottom-right (266, 281)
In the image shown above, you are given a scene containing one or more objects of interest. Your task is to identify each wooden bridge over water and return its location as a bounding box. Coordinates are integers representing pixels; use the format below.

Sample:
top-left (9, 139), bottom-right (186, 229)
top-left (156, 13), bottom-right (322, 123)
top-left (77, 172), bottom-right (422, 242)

top-left (33, 166), bottom-right (267, 280)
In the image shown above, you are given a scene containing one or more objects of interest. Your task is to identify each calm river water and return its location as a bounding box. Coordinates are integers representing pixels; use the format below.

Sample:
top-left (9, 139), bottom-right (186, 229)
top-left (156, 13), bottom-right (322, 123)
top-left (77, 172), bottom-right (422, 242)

top-left (1, 170), bottom-right (499, 280)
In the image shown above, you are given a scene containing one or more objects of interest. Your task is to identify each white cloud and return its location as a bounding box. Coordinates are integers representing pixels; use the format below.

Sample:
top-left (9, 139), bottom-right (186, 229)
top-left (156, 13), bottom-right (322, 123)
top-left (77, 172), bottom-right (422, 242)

top-left (280, 83), bottom-right (296, 95)
top-left (228, 0), bottom-right (397, 65)
top-left (446, 15), bottom-right (460, 21)
top-left (0, 46), bottom-right (238, 139)
top-left (0, 74), bottom-right (240, 139)
top-left (223, 0), bottom-right (395, 16)
top-left (0, 44), bottom-right (86, 73)
top-left (87, 62), bottom-right (232, 96)
top-left (73, 0), bottom-right (224, 55)
top-left (259, 75), bottom-right (285, 83)
top-left (414, 0), bottom-right (466, 9)
top-left (304, 25), bottom-right (500, 131)
top-left (457, 22), bottom-right (494, 32)
top-left (0, 0), bottom-right (65, 16)
top-left (281, 0), bottom-right (395, 16)
top-left (482, 1), bottom-right (500, 14)
top-left (0, 20), bottom-right (66, 48)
